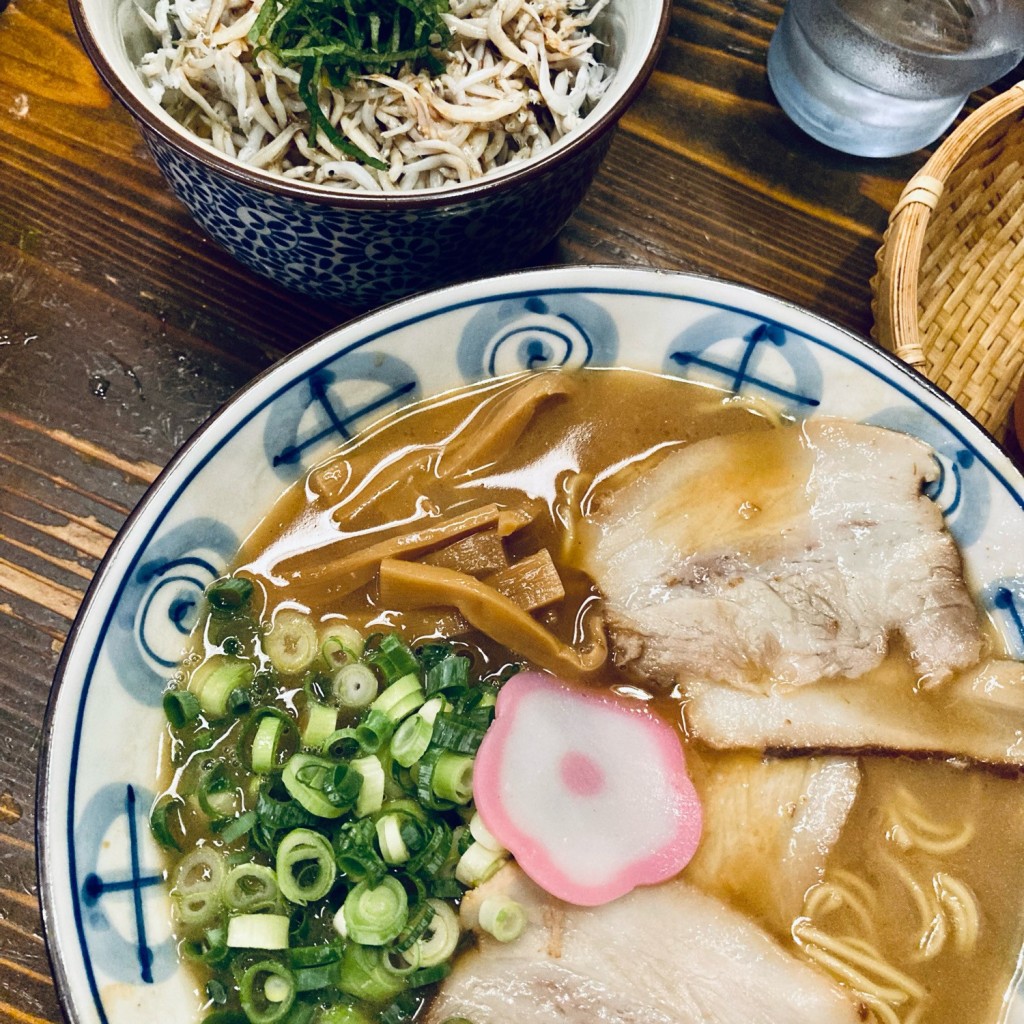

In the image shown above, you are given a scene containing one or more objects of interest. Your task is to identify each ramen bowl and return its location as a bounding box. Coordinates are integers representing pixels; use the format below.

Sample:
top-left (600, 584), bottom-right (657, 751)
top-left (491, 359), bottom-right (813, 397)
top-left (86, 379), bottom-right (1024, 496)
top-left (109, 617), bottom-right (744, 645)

top-left (37, 266), bottom-right (1024, 1024)
top-left (68, 0), bottom-right (669, 304)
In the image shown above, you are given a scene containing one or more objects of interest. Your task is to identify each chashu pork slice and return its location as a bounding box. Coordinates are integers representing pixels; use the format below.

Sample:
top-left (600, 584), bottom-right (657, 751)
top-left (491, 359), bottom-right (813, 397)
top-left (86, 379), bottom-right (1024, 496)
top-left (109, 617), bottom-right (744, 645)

top-left (426, 863), bottom-right (871, 1024)
top-left (685, 754), bottom-right (860, 934)
top-left (575, 418), bottom-right (981, 691)
top-left (685, 654), bottom-right (1024, 768)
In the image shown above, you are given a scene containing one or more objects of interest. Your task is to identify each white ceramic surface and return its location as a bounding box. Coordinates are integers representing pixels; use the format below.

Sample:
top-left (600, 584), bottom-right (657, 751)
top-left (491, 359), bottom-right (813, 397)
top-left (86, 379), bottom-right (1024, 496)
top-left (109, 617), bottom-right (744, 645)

top-left (38, 266), bottom-right (1024, 1024)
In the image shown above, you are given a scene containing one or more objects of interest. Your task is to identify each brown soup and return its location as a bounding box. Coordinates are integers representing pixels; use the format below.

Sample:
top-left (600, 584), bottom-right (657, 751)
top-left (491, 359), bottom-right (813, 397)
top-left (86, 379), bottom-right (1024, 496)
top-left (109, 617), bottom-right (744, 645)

top-left (162, 368), bottom-right (1024, 1024)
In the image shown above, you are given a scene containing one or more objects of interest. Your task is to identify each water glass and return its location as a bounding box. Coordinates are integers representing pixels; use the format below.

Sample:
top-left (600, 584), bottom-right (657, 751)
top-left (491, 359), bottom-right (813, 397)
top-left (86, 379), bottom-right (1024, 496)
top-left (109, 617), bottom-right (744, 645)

top-left (767, 0), bottom-right (1024, 157)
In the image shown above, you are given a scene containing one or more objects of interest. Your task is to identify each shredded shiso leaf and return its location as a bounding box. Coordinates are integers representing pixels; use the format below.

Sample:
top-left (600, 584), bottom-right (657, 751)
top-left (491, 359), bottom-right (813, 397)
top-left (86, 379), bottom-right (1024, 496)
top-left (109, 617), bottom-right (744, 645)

top-left (250, 0), bottom-right (450, 166)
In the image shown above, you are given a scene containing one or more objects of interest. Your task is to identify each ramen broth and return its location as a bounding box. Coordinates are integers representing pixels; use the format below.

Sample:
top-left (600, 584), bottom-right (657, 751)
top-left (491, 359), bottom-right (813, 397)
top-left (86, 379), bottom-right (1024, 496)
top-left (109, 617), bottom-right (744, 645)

top-left (165, 368), bottom-right (1024, 1023)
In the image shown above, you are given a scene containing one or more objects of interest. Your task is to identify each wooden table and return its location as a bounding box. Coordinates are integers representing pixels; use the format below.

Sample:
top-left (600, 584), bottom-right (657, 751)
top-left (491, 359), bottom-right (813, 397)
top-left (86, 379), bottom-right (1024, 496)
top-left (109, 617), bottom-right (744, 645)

top-left (0, 1), bottom-right (1020, 1021)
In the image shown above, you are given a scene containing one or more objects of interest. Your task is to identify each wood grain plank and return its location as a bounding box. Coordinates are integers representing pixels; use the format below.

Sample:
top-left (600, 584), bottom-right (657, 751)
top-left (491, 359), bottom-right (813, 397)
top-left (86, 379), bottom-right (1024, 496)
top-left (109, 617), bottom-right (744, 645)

top-left (2, 506), bottom-right (114, 558)
top-left (559, 134), bottom-right (882, 337)
top-left (0, 1001), bottom-right (55, 1024)
top-left (0, 916), bottom-right (45, 949)
top-left (0, 834), bottom-right (35, 856)
top-left (0, 453), bottom-right (135, 519)
top-left (0, 560), bottom-right (82, 620)
top-left (0, 413), bottom-right (160, 485)
top-left (0, 961), bottom-right (53, 990)
top-left (0, 532), bottom-right (99, 581)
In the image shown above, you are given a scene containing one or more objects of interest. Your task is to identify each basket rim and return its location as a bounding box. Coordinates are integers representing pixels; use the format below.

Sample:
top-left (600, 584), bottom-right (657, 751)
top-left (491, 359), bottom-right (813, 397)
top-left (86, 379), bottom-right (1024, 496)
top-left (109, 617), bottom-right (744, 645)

top-left (897, 79), bottom-right (1024, 205)
top-left (873, 80), bottom-right (1024, 414)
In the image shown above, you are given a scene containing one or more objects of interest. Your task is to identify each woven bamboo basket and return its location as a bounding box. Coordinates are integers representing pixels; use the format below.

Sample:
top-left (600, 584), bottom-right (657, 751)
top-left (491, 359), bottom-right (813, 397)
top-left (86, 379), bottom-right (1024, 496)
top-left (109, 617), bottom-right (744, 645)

top-left (872, 80), bottom-right (1024, 439)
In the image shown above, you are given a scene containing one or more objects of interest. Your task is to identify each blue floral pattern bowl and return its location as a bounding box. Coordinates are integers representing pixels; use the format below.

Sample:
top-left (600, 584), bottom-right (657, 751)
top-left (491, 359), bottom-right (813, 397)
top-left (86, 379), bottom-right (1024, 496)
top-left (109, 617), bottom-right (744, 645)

top-left (68, 0), bottom-right (669, 304)
top-left (38, 267), bottom-right (1024, 1024)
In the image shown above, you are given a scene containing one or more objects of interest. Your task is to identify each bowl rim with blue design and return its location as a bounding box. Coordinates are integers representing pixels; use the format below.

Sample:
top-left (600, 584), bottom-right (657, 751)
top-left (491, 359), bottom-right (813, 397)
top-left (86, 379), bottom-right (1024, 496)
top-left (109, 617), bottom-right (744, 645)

top-left (36, 264), bottom-right (1024, 1024)
top-left (68, 0), bottom-right (671, 206)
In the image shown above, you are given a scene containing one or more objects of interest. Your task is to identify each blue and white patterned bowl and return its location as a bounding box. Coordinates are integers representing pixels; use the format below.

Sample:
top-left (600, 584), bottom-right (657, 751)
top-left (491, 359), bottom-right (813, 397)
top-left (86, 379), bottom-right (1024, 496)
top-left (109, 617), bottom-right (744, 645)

top-left (37, 266), bottom-right (1024, 1024)
top-left (68, 0), bottom-right (669, 304)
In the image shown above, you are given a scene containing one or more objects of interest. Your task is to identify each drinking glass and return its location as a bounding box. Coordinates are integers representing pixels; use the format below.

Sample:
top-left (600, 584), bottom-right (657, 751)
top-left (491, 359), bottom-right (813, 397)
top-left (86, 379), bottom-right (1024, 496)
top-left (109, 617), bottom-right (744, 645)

top-left (767, 0), bottom-right (1024, 157)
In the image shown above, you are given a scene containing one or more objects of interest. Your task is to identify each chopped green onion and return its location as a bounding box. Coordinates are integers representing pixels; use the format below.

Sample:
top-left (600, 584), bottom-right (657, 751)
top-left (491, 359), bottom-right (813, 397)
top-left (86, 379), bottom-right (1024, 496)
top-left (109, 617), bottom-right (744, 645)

top-left (294, 963), bottom-right (336, 991)
top-left (256, 781), bottom-right (315, 831)
top-left (264, 975), bottom-right (292, 1003)
top-left (371, 673), bottom-right (426, 724)
top-left (163, 689), bottom-right (202, 728)
top-left (403, 819), bottom-right (452, 879)
top-left (334, 819), bottom-right (388, 885)
top-left (468, 811), bottom-right (505, 853)
top-left (176, 887), bottom-right (223, 927)
top-left (320, 622), bottom-right (366, 669)
top-left (335, 944), bottom-right (406, 1004)
top-left (302, 701), bottom-right (339, 750)
top-left (393, 900), bottom-right (434, 953)
top-left (172, 843), bottom-right (226, 925)
top-left (322, 762), bottom-right (363, 812)
top-left (239, 960), bottom-right (297, 1023)
top-left (342, 876), bottom-right (408, 945)
top-left (314, 1003), bottom-right (375, 1024)
top-left (226, 913), bottom-right (291, 950)
top-left (415, 750), bottom-right (451, 811)
top-left (425, 878), bottom-right (463, 901)
top-left (478, 895), bottom-right (526, 942)
top-left (289, 944), bottom-right (342, 969)
top-left (265, 610), bottom-right (319, 675)
top-left (364, 634), bottom-right (420, 685)
top-left (223, 863), bottom-right (280, 913)
top-left (283, 753), bottom-right (346, 819)
top-left (423, 654), bottom-right (470, 697)
top-left (159, 628), bottom-right (504, 1024)
top-left (476, 686), bottom-right (498, 709)
top-left (149, 794), bottom-right (185, 851)
top-left (380, 945), bottom-right (420, 976)
top-left (240, 708), bottom-right (299, 772)
top-left (206, 576), bottom-right (255, 612)
top-left (429, 751), bottom-right (474, 804)
top-left (414, 899), bottom-right (459, 966)
top-left (284, 1003), bottom-right (316, 1024)
top-left (390, 713), bottom-right (433, 768)
top-left (174, 845), bottom-right (226, 897)
top-left (417, 696), bottom-right (446, 725)
top-left (354, 708), bottom-right (396, 753)
top-left (333, 663), bottom-right (379, 709)
top-left (252, 715), bottom-right (287, 773)
top-left (375, 813), bottom-right (410, 865)
top-left (215, 808), bottom-right (258, 844)
top-left (351, 754), bottom-right (385, 817)
top-left (322, 728), bottom-right (362, 761)
top-left (181, 926), bottom-right (231, 968)
top-left (431, 712), bottom-right (487, 755)
top-left (455, 841), bottom-right (507, 888)
top-left (276, 828), bottom-right (337, 905)
top-left (227, 687), bottom-right (252, 716)
top-left (197, 762), bottom-right (237, 820)
top-left (407, 962), bottom-right (451, 988)
top-left (189, 655), bottom-right (255, 719)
